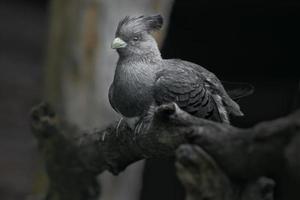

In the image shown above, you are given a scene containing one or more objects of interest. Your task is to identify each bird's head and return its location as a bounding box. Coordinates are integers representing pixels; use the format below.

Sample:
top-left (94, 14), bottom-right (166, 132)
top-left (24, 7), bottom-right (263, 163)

top-left (111, 14), bottom-right (163, 58)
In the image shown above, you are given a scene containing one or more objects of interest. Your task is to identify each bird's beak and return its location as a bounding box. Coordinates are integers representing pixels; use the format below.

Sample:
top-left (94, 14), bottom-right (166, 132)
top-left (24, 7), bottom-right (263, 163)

top-left (111, 37), bottom-right (127, 49)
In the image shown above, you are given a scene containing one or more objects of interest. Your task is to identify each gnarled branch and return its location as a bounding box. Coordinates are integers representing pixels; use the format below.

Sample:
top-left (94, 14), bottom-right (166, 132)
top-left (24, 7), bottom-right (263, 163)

top-left (30, 102), bottom-right (300, 200)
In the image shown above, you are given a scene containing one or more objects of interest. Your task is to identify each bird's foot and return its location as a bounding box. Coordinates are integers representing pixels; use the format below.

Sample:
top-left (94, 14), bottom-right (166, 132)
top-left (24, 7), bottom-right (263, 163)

top-left (134, 121), bottom-right (143, 137)
top-left (133, 116), bottom-right (152, 138)
top-left (115, 117), bottom-right (124, 137)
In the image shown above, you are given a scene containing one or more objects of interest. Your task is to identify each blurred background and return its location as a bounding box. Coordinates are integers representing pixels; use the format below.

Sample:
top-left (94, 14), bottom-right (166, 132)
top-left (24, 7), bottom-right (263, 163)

top-left (0, 0), bottom-right (299, 200)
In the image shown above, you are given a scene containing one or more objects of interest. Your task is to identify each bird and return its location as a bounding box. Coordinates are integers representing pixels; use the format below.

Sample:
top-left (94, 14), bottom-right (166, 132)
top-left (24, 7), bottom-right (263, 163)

top-left (109, 14), bottom-right (252, 133)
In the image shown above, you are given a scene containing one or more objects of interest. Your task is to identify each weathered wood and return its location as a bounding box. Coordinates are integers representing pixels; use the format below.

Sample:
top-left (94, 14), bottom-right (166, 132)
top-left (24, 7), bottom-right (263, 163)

top-left (30, 102), bottom-right (300, 200)
top-left (175, 108), bottom-right (300, 200)
top-left (176, 145), bottom-right (275, 200)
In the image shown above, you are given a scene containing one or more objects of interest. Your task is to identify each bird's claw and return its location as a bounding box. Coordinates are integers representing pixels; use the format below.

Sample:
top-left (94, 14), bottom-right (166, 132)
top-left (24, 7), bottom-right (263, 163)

top-left (115, 117), bottom-right (124, 137)
top-left (133, 120), bottom-right (152, 139)
top-left (133, 121), bottom-right (143, 138)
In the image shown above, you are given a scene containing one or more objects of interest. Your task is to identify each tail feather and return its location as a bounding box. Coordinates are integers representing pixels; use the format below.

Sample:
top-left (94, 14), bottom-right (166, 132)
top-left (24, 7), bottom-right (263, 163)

top-left (222, 81), bottom-right (254, 100)
top-left (211, 94), bottom-right (230, 124)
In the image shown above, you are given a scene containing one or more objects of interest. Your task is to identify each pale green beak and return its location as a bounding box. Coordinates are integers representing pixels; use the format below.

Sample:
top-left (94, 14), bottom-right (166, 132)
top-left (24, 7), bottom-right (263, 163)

top-left (111, 37), bottom-right (127, 49)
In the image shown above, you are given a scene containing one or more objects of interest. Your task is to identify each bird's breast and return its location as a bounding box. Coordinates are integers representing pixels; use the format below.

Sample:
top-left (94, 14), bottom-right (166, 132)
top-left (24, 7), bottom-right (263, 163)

top-left (111, 62), bottom-right (156, 117)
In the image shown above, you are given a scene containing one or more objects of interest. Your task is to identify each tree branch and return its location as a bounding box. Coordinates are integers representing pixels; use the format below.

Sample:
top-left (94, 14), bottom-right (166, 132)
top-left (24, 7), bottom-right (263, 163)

top-left (176, 144), bottom-right (276, 200)
top-left (30, 102), bottom-right (300, 200)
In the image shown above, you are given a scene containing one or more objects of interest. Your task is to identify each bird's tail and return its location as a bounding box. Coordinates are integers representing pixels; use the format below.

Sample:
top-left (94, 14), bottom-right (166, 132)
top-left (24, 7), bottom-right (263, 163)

top-left (211, 94), bottom-right (230, 124)
top-left (222, 81), bottom-right (254, 100)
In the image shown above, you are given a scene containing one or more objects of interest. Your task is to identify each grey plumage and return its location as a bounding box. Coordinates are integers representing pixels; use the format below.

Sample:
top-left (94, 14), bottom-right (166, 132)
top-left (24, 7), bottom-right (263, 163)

top-left (109, 14), bottom-right (248, 127)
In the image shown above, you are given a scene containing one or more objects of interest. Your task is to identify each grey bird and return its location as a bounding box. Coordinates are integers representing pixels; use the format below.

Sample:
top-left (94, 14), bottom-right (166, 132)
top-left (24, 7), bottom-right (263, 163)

top-left (109, 15), bottom-right (252, 131)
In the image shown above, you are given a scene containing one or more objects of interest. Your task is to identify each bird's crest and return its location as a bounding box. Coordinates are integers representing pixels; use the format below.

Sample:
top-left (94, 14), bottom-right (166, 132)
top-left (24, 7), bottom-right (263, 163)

top-left (116, 14), bottom-right (163, 35)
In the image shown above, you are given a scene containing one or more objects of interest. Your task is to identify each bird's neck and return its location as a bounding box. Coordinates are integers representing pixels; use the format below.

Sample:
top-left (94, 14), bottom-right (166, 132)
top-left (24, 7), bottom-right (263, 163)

top-left (119, 51), bottom-right (162, 63)
top-left (114, 52), bottom-right (162, 88)
top-left (116, 58), bottom-right (160, 78)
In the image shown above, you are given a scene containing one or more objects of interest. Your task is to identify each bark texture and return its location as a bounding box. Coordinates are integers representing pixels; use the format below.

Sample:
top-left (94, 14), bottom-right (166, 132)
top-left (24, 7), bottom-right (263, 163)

top-left (30, 102), bottom-right (300, 200)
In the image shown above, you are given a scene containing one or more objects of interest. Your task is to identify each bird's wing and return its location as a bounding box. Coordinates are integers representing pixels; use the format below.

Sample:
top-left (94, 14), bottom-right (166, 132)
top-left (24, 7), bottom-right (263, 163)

top-left (154, 66), bottom-right (228, 123)
top-left (165, 59), bottom-right (244, 117)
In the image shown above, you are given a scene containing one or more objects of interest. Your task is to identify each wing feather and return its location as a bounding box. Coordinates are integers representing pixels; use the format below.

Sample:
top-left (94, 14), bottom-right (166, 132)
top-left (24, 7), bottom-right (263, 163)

top-left (154, 66), bottom-right (226, 122)
top-left (164, 59), bottom-right (244, 117)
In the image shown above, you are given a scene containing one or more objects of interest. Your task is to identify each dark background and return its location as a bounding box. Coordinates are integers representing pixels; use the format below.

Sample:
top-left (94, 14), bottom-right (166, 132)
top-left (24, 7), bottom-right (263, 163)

top-left (0, 0), bottom-right (299, 199)
top-left (143, 1), bottom-right (300, 200)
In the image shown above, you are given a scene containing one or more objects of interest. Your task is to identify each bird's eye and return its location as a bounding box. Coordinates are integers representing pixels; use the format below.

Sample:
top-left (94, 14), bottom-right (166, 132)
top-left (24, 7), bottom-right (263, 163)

top-left (132, 36), bottom-right (139, 41)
